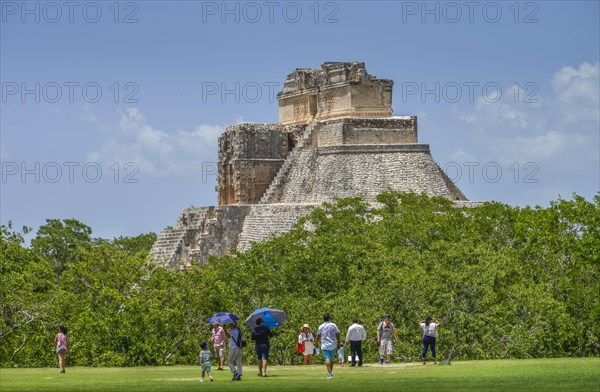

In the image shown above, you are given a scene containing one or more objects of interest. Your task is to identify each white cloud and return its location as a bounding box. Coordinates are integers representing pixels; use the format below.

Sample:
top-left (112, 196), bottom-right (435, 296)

top-left (88, 108), bottom-right (224, 176)
top-left (552, 62), bottom-right (600, 124)
top-left (457, 85), bottom-right (544, 136)
top-left (490, 130), bottom-right (587, 165)
top-left (451, 62), bottom-right (599, 204)
top-left (455, 62), bottom-right (599, 166)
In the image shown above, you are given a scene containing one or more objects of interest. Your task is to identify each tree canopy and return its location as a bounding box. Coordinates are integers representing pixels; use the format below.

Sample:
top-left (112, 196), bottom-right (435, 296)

top-left (1, 192), bottom-right (598, 367)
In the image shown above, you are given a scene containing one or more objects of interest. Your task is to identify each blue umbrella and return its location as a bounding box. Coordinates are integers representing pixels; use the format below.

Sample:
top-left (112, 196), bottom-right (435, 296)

top-left (207, 312), bottom-right (239, 325)
top-left (245, 308), bottom-right (287, 329)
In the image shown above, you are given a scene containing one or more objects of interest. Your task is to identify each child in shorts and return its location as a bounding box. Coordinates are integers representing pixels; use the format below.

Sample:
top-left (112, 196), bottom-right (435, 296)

top-left (199, 341), bottom-right (214, 382)
top-left (338, 347), bottom-right (345, 367)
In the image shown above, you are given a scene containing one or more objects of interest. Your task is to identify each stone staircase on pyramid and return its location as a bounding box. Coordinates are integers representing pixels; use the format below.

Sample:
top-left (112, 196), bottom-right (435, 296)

top-left (259, 121), bottom-right (317, 204)
top-left (149, 208), bottom-right (208, 268)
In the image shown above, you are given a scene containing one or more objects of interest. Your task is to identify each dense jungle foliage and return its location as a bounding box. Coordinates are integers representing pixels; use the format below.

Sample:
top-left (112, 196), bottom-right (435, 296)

top-left (2, 191), bottom-right (598, 367)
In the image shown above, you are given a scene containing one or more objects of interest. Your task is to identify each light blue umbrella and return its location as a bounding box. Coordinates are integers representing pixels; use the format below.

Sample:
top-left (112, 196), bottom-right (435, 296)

top-left (245, 308), bottom-right (287, 329)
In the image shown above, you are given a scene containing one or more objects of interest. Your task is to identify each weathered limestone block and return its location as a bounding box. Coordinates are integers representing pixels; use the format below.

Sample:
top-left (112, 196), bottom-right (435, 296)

top-left (317, 117), bottom-right (418, 147)
top-left (236, 203), bottom-right (318, 252)
top-left (187, 205), bottom-right (252, 264)
top-left (151, 205), bottom-right (251, 269)
top-left (277, 145), bottom-right (466, 204)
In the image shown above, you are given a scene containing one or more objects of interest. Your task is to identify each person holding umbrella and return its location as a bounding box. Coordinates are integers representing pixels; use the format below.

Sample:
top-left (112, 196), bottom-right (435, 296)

top-left (251, 317), bottom-right (274, 377)
top-left (316, 314), bottom-right (341, 379)
top-left (224, 322), bottom-right (243, 381)
top-left (207, 312), bottom-right (239, 372)
top-left (244, 307), bottom-right (287, 377)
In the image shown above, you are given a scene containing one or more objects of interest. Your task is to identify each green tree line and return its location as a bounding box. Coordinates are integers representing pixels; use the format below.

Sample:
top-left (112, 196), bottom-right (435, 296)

top-left (1, 192), bottom-right (598, 367)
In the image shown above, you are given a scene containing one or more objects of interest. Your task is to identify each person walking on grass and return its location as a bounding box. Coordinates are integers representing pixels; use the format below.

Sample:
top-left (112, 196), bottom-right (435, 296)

top-left (377, 315), bottom-right (398, 364)
top-left (54, 325), bottom-right (69, 373)
top-left (224, 323), bottom-right (243, 381)
top-left (316, 314), bottom-right (341, 379)
top-left (337, 346), bottom-right (345, 367)
top-left (345, 318), bottom-right (366, 366)
top-left (251, 317), bottom-right (274, 377)
top-left (298, 324), bottom-right (315, 365)
top-left (199, 341), bottom-right (214, 382)
top-left (209, 323), bottom-right (226, 370)
top-left (419, 316), bottom-right (441, 364)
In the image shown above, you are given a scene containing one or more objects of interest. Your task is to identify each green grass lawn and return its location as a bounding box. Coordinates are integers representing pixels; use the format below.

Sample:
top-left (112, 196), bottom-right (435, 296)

top-left (1, 358), bottom-right (598, 392)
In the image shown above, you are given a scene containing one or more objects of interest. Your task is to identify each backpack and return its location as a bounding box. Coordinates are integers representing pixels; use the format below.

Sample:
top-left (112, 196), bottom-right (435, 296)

top-left (296, 333), bottom-right (306, 354)
top-left (235, 329), bottom-right (247, 348)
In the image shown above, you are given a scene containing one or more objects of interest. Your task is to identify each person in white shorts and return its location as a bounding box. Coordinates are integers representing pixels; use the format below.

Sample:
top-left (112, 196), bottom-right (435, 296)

top-left (376, 315), bottom-right (398, 364)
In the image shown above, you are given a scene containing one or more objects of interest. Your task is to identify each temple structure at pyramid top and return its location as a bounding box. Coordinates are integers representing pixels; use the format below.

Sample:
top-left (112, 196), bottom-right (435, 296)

top-left (278, 61), bottom-right (393, 125)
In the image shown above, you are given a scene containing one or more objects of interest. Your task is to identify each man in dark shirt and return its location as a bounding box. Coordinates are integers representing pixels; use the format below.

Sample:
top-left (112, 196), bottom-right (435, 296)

top-left (251, 318), bottom-right (274, 377)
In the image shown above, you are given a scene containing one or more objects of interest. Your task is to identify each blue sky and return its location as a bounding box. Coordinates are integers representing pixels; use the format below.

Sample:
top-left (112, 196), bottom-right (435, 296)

top-left (1, 0), bottom-right (599, 240)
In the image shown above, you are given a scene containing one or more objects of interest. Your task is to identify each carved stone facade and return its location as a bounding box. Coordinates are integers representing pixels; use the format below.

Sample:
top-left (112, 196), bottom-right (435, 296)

top-left (150, 62), bottom-right (471, 268)
top-left (217, 123), bottom-right (305, 205)
top-left (278, 62), bottom-right (393, 125)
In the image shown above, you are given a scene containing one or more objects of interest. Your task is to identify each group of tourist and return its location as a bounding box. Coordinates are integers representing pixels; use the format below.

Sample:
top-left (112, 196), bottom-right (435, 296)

top-left (52, 314), bottom-right (440, 380)
top-left (203, 317), bottom-right (272, 382)
top-left (201, 313), bottom-right (441, 381)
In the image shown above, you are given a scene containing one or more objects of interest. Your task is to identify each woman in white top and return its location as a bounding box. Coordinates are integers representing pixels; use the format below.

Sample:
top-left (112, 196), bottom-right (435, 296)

top-left (298, 324), bottom-right (315, 365)
top-left (419, 316), bottom-right (440, 364)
